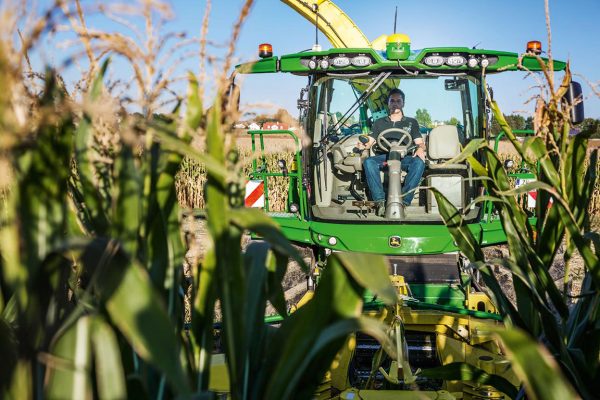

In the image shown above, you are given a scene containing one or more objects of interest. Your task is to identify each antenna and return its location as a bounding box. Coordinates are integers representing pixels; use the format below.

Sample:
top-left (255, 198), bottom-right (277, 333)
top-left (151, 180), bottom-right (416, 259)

top-left (312, 3), bottom-right (321, 51)
top-left (393, 6), bottom-right (398, 33)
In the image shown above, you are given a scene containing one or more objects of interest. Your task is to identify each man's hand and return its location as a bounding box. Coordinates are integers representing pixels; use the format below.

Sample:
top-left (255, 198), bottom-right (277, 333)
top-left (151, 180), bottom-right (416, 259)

top-left (356, 135), bottom-right (375, 151)
top-left (414, 138), bottom-right (426, 161)
top-left (414, 147), bottom-right (426, 161)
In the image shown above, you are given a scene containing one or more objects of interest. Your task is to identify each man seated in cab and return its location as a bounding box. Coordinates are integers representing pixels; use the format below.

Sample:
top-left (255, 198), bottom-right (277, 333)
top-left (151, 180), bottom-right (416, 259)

top-left (357, 88), bottom-right (426, 216)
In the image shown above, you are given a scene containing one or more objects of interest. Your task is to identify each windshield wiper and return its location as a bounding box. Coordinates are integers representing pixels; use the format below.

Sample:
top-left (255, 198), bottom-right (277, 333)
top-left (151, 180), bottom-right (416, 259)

top-left (327, 71), bottom-right (391, 135)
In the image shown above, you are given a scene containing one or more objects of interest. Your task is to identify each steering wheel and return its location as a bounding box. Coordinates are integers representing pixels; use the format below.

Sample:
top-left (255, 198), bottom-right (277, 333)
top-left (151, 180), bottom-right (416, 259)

top-left (376, 127), bottom-right (413, 152)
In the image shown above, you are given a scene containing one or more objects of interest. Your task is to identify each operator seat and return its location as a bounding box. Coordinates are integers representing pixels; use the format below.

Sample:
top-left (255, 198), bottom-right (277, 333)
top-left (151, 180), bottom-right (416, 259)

top-left (331, 135), bottom-right (364, 173)
top-left (427, 125), bottom-right (465, 169)
top-left (425, 125), bottom-right (466, 211)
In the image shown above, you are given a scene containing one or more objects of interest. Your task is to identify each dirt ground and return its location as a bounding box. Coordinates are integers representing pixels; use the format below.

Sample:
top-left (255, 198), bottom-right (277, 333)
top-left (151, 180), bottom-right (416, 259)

top-left (182, 215), bottom-right (308, 315)
top-left (182, 214), bottom-right (596, 314)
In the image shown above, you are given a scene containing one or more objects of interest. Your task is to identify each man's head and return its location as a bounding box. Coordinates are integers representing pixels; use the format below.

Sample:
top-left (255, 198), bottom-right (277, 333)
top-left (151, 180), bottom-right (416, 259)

top-left (387, 88), bottom-right (405, 116)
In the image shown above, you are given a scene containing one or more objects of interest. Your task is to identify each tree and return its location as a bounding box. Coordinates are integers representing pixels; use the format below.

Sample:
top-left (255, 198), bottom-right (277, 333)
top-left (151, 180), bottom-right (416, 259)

top-left (444, 117), bottom-right (460, 126)
top-left (489, 113), bottom-right (526, 136)
top-left (415, 108), bottom-right (432, 128)
top-left (580, 118), bottom-right (600, 138)
top-left (274, 108), bottom-right (296, 124)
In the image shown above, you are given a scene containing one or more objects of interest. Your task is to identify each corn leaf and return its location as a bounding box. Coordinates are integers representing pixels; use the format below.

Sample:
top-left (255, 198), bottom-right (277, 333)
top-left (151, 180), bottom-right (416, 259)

top-left (432, 189), bottom-right (523, 325)
top-left (229, 207), bottom-right (306, 270)
top-left (83, 240), bottom-right (190, 395)
top-left (90, 317), bottom-right (126, 400)
top-left (185, 72), bottom-right (204, 131)
top-left (0, 317), bottom-right (18, 394)
top-left (490, 100), bottom-right (522, 152)
top-left (45, 316), bottom-right (93, 400)
top-left (73, 72), bottom-right (110, 235)
top-left (495, 328), bottom-right (580, 400)
top-left (431, 187), bottom-right (484, 262)
top-left (261, 254), bottom-right (366, 400)
top-left (192, 244), bottom-right (217, 392)
top-left (266, 250), bottom-right (291, 318)
top-left (242, 242), bottom-right (276, 397)
top-left (113, 146), bottom-right (142, 257)
top-left (443, 138), bottom-right (488, 165)
top-left (6, 360), bottom-right (32, 400)
top-left (420, 362), bottom-right (518, 399)
top-left (105, 261), bottom-right (189, 394)
top-left (336, 252), bottom-right (396, 305)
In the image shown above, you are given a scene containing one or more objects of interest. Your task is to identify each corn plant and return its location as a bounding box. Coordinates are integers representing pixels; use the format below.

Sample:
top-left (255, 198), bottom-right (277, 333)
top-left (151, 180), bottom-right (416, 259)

top-left (179, 74), bottom-right (399, 398)
top-left (0, 58), bottom-right (194, 398)
top-left (0, 48), bottom-right (399, 400)
top-left (430, 59), bottom-right (599, 399)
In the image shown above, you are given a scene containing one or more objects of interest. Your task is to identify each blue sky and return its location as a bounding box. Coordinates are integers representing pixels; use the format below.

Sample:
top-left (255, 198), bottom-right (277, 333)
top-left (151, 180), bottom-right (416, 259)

top-left (176, 0), bottom-right (600, 119)
top-left (33, 0), bottom-right (600, 118)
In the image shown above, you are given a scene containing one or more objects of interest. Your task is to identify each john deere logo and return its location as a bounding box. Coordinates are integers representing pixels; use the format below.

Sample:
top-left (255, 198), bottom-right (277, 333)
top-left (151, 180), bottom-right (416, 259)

top-left (389, 236), bottom-right (401, 248)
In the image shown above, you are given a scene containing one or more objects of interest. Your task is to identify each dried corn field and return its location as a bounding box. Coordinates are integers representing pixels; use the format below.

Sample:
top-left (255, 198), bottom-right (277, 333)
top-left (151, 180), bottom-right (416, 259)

top-left (176, 143), bottom-right (600, 215)
top-left (176, 147), bottom-right (295, 210)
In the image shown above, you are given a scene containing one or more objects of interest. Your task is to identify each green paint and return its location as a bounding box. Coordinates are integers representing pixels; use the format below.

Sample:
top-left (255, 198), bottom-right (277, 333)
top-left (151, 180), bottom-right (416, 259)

top-left (386, 42), bottom-right (411, 60)
top-left (409, 284), bottom-right (466, 308)
top-left (235, 47), bottom-right (566, 75)
top-left (363, 299), bottom-right (502, 321)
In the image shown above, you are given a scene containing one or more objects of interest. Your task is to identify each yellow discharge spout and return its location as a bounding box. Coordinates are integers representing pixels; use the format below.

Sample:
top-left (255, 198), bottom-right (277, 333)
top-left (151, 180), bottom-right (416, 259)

top-left (281, 0), bottom-right (371, 49)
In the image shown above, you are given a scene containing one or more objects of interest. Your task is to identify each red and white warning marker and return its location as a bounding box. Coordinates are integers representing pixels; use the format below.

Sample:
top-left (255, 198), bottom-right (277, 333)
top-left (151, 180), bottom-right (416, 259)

top-left (245, 179), bottom-right (265, 208)
top-left (515, 178), bottom-right (553, 209)
top-left (526, 189), bottom-right (538, 209)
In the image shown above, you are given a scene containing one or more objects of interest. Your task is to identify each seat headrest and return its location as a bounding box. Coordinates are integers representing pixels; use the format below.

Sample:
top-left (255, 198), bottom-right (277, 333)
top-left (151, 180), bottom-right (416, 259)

top-left (427, 125), bottom-right (461, 160)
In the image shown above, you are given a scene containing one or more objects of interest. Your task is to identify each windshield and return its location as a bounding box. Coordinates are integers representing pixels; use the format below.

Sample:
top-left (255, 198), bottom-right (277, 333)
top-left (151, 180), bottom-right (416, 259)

top-left (314, 74), bottom-right (481, 139)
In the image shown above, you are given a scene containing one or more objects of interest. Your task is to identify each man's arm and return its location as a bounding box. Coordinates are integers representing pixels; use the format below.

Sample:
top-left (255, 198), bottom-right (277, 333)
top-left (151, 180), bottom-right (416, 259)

top-left (414, 137), bottom-right (426, 161)
top-left (411, 121), bottom-right (426, 161)
top-left (357, 135), bottom-right (376, 150)
top-left (357, 118), bottom-right (383, 150)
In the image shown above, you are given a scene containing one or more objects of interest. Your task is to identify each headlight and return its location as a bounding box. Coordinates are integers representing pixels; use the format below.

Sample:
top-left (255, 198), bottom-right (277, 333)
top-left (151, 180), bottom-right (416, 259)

top-left (446, 55), bottom-right (466, 67)
top-left (351, 56), bottom-right (371, 67)
top-left (480, 58), bottom-right (490, 68)
top-left (504, 159), bottom-right (515, 169)
top-left (327, 236), bottom-right (338, 246)
top-left (307, 59), bottom-right (317, 70)
top-left (423, 55), bottom-right (445, 67)
top-left (319, 59), bottom-right (330, 69)
top-left (332, 56), bottom-right (350, 67)
top-left (467, 57), bottom-right (479, 68)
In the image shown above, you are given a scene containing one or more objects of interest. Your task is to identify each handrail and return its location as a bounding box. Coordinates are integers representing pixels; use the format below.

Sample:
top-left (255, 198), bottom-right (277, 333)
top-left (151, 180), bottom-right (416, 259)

top-left (247, 129), bottom-right (306, 216)
top-left (491, 129), bottom-right (535, 153)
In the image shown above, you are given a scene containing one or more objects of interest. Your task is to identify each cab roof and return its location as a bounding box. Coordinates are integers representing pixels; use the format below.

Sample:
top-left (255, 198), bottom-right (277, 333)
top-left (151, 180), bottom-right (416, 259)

top-left (235, 46), bottom-right (566, 75)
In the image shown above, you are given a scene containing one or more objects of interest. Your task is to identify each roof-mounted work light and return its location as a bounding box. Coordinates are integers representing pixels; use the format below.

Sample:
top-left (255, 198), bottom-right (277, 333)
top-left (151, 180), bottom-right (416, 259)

top-left (258, 43), bottom-right (273, 58)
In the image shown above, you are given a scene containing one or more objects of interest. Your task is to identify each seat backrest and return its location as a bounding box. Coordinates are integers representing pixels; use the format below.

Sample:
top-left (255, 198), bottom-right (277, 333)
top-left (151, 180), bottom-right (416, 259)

top-left (427, 125), bottom-right (461, 161)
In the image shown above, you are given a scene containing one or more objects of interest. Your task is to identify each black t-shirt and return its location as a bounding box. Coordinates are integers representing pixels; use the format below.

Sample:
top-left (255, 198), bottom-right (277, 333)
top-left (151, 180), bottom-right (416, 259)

top-left (371, 116), bottom-right (421, 140)
top-left (369, 116), bottom-right (422, 154)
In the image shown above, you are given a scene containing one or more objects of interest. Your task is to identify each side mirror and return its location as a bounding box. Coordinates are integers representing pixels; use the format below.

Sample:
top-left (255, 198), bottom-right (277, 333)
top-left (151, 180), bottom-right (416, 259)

top-left (444, 78), bottom-right (467, 91)
top-left (565, 81), bottom-right (584, 124)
